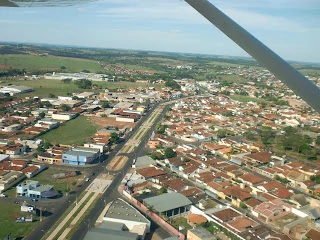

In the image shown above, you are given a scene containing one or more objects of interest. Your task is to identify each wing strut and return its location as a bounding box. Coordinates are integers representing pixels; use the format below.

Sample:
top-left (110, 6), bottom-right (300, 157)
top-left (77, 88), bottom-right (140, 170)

top-left (185, 0), bottom-right (320, 113)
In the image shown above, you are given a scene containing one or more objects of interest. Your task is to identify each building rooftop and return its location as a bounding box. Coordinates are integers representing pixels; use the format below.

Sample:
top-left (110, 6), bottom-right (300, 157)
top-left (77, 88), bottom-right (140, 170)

top-left (84, 228), bottom-right (138, 240)
top-left (32, 185), bottom-right (52, 192)
top-left (104, 198), bottom-right (150, 225)
top-left (188, 227), bottom-right (215, 240)
top-left (143, 192), bottom-right (192, 213)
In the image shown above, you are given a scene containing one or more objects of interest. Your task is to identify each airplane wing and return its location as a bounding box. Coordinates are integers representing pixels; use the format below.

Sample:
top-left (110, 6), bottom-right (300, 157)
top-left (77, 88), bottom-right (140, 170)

top-left (0, 0), bottom-right (95, 7)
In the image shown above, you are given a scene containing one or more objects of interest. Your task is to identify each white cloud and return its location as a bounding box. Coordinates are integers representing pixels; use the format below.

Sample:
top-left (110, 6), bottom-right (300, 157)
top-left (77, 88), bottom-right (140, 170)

top-left (95, 0), bottom-right (315, 33)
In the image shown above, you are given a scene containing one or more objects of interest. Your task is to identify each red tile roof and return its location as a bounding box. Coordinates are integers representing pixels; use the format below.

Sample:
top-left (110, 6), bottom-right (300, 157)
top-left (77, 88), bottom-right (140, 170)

top-left (212, 208), bottom-right (240, 222)
top-left (245, 152), bottom-right (272, 163)
top-left (136, 167), bottom-right (166, 179)
top-left (239, 173), bottom-right (264, 185)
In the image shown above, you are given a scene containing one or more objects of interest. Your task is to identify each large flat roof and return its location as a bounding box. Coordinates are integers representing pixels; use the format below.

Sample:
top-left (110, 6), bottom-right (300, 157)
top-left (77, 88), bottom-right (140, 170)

top-left (104, 198), bottom-right (150, 225)
top-left (32, 185), bottom-right (52, 192)
top-left (143, 192), bottom-right (192, 213)
top-left (84, 228), bottom-right (138, 240)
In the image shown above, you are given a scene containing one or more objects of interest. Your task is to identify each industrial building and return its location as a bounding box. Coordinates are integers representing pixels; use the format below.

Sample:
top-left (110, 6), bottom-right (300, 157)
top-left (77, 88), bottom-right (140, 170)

top-left (86, 198), bottom-right (150, 240)
top-left (143, 192), bottom-right (192, 218)
top-left (62, 147), bottom-right (100, 165)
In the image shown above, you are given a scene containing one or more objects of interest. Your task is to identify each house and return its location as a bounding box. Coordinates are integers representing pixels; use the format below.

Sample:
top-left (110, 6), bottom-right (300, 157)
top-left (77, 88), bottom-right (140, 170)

top-left (136, 167), bottom-right (166, 180)
top-left (238, 173), bottom-right (265, 186)
top-left (253, 199), bottom-right (292, 223)
top-left (21, 164), bottom-right (46, 178)
top-left (305, 229), bottom-right (320, 240)
top-left (243, 152), bottom-right (272, 166)
top-left (16, 180), bottom-right (58, 199)
top-left (0, 154), bottom-right (9, 162)
top-left (0, 170), bottom-right (25, 192)
top-left (51, 112), bottom-right (76, 121)
top-left (62, 147), bottom-right (100, 165)
top-left (187, 227), bottom-right (215, 240)
top-left (211, 207), bottom-right (241, 223)
top-left (227, 216), bottom-right (259, 233)
top-left (220, 185), bottom-right (252, 207)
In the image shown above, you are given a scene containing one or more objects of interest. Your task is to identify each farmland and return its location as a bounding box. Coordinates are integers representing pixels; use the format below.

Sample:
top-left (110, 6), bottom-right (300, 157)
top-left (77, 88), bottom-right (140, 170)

top-left (0, 54), bottom-right (102, 72)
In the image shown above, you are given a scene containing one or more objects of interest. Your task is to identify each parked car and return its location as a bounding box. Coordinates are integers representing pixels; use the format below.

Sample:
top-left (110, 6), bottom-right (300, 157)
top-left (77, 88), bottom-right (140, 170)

top-left (0, 193), bottom-right (7, 197)
top-left (85, 178), bottom-right (90, 182)
top-left (32, 199), bottom-right (38, 202)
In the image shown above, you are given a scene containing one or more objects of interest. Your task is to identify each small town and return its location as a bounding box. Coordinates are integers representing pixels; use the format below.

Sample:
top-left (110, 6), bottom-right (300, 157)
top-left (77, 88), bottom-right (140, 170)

top-left (0, 58), bottom-right (319, 240)
top-left (0, 1), bottom-right (320, 240)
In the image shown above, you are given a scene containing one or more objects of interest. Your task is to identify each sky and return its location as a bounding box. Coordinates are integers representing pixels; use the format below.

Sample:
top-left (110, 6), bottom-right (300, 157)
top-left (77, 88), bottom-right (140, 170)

top-left (0, 0), bottom-right (320, 63)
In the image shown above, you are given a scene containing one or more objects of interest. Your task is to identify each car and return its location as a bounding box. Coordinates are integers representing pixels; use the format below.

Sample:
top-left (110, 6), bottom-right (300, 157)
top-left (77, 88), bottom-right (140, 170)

top-left (91, 172), bottom-right (95, 176)
top-left (0, 193), bottom-right (6, 197)
top-left (32, 199), bottom-right (38, 202)
top-left (85, 178), bottom-right (90, 182)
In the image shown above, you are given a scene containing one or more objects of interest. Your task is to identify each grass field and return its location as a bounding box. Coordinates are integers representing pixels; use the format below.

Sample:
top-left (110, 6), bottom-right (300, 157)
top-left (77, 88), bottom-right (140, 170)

top-left (0, 54), bottom-right (102, 72)
top-left (40, 116), bottom-right (97, 145)
top-left (31, 166), bottom-right (82, 194)
top-left (0, 203), bottom-right (39, 240)
top-left (1, 79), bottom-right (165, 98)
top-left (230, 95), bottom-right (267, 104)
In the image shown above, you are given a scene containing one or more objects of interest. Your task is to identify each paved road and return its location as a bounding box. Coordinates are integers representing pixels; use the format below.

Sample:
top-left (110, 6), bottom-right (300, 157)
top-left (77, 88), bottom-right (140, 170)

top-left (24, 103), bottom-right (162, 240)
top-left (71, 104), bottom-right (171, 240)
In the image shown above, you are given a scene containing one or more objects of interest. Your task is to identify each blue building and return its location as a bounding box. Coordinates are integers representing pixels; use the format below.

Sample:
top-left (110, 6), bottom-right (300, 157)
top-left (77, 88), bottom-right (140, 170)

top-left (62, 147), bottom-right (100, 165)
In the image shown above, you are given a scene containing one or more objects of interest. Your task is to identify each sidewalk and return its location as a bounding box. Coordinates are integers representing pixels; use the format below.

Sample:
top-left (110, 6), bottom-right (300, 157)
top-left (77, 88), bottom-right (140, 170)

top-left (46, 191), bottom-right (91, 240)
top-left (58, 192), bottom-right (99, 240)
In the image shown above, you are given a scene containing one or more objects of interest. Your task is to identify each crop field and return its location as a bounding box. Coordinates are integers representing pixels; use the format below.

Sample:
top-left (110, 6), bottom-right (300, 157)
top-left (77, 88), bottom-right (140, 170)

top-left (40, 116), bottom-right (97, 145)
top-left (0, 54), bottom-right (102, 72)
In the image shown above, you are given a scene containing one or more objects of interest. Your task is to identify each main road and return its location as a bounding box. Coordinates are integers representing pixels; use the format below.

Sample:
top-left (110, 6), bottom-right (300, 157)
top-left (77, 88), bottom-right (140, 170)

top-left (25, 101), bottom-right (164, 240)
top-left (70, 103), bottom-right (171, 240)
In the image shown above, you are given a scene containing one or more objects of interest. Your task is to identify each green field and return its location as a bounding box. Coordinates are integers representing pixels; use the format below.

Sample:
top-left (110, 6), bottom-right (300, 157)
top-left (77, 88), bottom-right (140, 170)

top-left (230, 95), bottom-right (267, 104)
top-left (40, 116), bottom-right (97, 145)
top-left (0, 203), bottom-right (39, 240)
top-left (0, 54), bottom-right (102, 72)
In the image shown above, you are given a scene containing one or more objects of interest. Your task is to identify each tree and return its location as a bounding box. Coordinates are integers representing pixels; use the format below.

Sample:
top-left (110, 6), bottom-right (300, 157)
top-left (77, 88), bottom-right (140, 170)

top-left (36, 145), bottom-right (45, 153)
top-left (43, 101), bottom-right (52, 107)
top-left (60, 104), bottom-right (70, 112)
top-left (101, 101), bottom-right (110, 109)
top-left (159, 187), bottom-right (167, 194)
top-left (74, 79), bottom-right (92, 89)
top-left (49, 93), bottom-right (56, 98)
top-left (39, 112), bottom-right (46, 119)
top-left (61, 78), bottom-right (72, 84)
top-left (110, 132), bottom-right (119, 144)
top-left (217, 129), bottom-right (227, 138)
top-left (43, 142), bottom-right (52, 149)
top-left (316, 136), bottom-right (320, 145)
top-left (164, 148), bottom-right (176, 158)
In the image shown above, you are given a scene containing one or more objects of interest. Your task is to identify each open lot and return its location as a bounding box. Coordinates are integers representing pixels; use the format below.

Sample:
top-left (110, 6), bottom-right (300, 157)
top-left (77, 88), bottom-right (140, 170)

top-left (0, 54), bottom-right (102, 72)
top-left (31, 166), bottom-right (84, 194)
top-left (40, 116), bottom-right (97, 145)
top-left (230, 95), bottom-right (267, 104)
top-left (89, 116), bottom-right (135, 129)
top-left (0, 203), bottom-right (39, 240)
